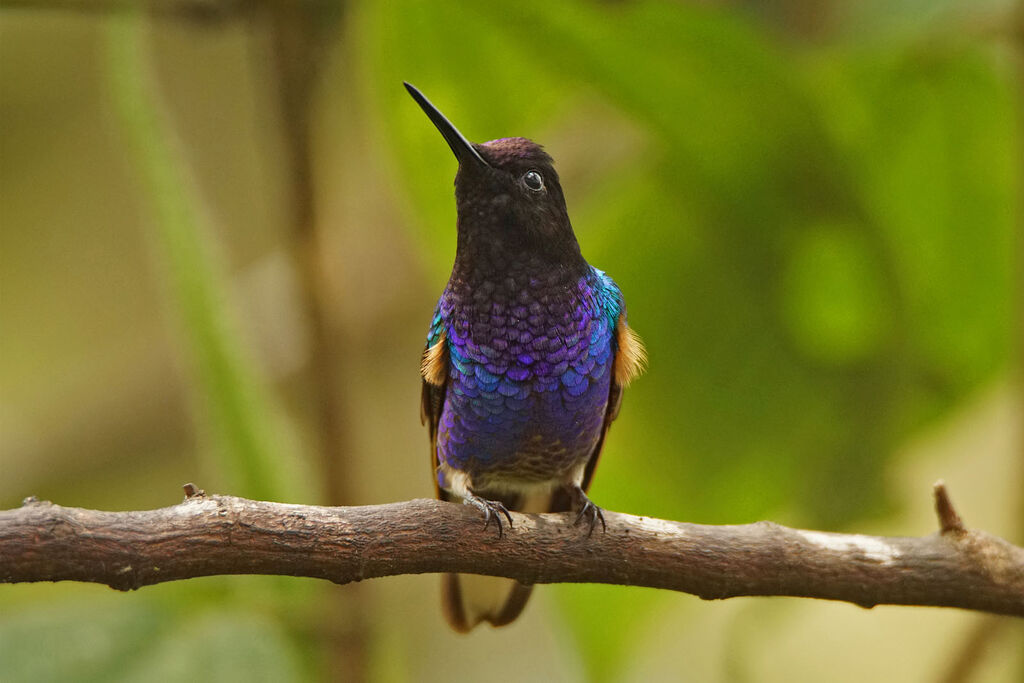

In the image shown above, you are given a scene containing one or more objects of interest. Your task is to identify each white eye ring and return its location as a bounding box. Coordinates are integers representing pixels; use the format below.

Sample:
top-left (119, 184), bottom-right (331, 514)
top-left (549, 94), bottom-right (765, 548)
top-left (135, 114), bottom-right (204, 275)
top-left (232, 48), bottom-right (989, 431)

top-left (523, 170), bottom-right (544, 191)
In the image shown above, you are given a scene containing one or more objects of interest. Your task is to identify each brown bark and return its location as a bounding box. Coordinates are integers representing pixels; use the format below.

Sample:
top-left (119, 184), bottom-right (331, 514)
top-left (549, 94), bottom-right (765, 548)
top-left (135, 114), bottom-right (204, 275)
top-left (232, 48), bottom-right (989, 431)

top-left (2, 483), bottom-right (1021, 617)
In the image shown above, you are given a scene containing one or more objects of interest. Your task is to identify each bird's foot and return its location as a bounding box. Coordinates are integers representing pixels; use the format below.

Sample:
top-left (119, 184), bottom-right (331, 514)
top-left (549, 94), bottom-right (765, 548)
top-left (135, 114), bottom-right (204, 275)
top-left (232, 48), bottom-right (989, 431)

top-left (568, 485), bottom-right (606, 537)
top-left (463, 492), bottom-right (513, 538)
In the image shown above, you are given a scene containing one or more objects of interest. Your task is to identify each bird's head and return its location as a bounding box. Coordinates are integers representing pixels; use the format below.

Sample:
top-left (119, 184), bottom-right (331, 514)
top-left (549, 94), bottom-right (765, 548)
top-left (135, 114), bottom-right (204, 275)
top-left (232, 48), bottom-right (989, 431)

top-left (404, 82), bottom-right (584, 273)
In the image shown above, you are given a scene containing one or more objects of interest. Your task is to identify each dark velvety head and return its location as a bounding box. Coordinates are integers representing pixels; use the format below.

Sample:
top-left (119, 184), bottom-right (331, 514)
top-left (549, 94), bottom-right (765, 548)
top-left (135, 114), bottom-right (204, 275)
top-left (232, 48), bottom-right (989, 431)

top-left (404, 83), bottom-right (585, 274)
top-left (455, 137), bottom-right (581, 262)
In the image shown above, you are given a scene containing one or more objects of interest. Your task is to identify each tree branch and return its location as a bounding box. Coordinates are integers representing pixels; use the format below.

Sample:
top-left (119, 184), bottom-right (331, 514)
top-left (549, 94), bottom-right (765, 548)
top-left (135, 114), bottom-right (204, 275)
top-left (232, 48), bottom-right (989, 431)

top-left (2, 483), bottom-right (1022, 617)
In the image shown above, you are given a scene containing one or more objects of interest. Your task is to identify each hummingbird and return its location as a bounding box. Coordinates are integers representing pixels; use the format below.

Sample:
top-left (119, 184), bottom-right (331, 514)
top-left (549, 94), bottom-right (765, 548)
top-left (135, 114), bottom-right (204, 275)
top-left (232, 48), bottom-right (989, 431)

top-left (406, 82), bottom-right (646, 632)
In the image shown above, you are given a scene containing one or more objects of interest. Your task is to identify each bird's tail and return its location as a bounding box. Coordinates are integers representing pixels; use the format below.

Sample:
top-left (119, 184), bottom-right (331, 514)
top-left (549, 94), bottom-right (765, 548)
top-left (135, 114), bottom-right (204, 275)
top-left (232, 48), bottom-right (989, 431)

top-left (440, 490), bottom-right (551, 632)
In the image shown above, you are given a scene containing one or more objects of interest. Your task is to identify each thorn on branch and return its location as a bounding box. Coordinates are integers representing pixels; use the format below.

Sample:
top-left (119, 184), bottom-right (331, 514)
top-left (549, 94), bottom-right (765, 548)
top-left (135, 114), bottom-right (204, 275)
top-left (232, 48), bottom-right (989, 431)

top-left (183, 483), bottom-right (205, 499)
top-left (934, 480), bottom-right (965, 535)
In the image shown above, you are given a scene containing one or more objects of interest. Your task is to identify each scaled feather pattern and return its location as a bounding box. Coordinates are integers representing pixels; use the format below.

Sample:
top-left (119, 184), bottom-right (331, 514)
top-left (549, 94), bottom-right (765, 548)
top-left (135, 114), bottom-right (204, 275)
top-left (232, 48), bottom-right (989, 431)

top-left (427, 266), bottom-right (628, 491)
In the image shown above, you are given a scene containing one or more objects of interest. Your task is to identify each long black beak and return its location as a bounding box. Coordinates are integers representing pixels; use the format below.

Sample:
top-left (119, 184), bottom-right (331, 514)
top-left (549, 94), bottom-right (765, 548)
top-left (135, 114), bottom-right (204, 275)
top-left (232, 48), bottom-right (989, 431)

top-left (404, 82), bottom-right (489, 169)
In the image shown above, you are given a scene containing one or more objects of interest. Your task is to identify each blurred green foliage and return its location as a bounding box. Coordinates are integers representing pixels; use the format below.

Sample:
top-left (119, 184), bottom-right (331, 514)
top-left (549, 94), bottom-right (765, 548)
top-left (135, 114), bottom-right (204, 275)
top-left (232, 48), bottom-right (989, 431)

top-left (0, 594), bottom-right (305, 682)
top-left (105, 14), bottom-right (307, 503)
top-left (1, 0), bottom-right (1020, 681)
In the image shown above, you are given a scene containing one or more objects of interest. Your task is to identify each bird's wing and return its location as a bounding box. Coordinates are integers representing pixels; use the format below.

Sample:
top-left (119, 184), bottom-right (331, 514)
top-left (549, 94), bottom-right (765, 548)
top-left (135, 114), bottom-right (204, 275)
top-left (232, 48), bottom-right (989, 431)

top-left (420, 307), bottom-right (450, 500)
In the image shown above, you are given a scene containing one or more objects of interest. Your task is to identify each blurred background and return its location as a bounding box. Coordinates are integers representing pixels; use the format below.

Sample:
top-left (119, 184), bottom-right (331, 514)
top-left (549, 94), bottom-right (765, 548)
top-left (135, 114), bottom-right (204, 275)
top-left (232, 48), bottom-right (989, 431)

top-left (1, 0), bottom-right (1022, 681)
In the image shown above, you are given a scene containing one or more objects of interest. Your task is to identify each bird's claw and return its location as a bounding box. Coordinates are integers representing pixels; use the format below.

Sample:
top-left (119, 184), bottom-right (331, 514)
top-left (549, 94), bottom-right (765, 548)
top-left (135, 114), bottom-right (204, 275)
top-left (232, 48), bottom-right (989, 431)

top-left (569, 485), bottom-right (606, 537)
top-left (464, 493), bottom-right (513, 538)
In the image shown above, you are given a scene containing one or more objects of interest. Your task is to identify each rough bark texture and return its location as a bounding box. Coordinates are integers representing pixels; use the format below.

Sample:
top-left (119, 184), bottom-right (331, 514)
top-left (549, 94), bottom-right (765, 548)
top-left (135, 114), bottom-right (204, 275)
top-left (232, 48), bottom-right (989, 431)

top-left (2, 485), bottom-right (1022, 617)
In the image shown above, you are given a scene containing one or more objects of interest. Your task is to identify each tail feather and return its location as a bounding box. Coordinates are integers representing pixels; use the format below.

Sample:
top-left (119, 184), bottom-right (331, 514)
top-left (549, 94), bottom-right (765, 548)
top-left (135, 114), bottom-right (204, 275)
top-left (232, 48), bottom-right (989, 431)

top-left (442, 573), bottom-right (534, 632)
top-left (441, 490), bottom-right (550, 632)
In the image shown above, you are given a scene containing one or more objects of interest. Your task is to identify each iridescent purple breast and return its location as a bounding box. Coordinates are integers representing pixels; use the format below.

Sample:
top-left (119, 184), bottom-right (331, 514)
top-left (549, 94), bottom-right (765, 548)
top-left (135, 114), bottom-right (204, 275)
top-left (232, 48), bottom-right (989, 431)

top-left (432, 267), bottom-right (619, 490)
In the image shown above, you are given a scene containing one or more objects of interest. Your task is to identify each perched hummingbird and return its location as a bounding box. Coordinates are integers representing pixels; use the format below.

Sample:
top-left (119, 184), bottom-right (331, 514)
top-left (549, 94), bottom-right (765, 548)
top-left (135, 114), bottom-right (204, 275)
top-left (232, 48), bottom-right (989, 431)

top-left (406, 82), bottom-right (646, 632)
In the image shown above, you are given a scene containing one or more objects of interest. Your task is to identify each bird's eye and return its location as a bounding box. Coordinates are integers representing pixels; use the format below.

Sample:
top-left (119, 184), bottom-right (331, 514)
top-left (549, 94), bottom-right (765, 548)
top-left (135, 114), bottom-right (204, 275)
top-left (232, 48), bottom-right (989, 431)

top-left (523, 170), bottom-right (544, 192)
